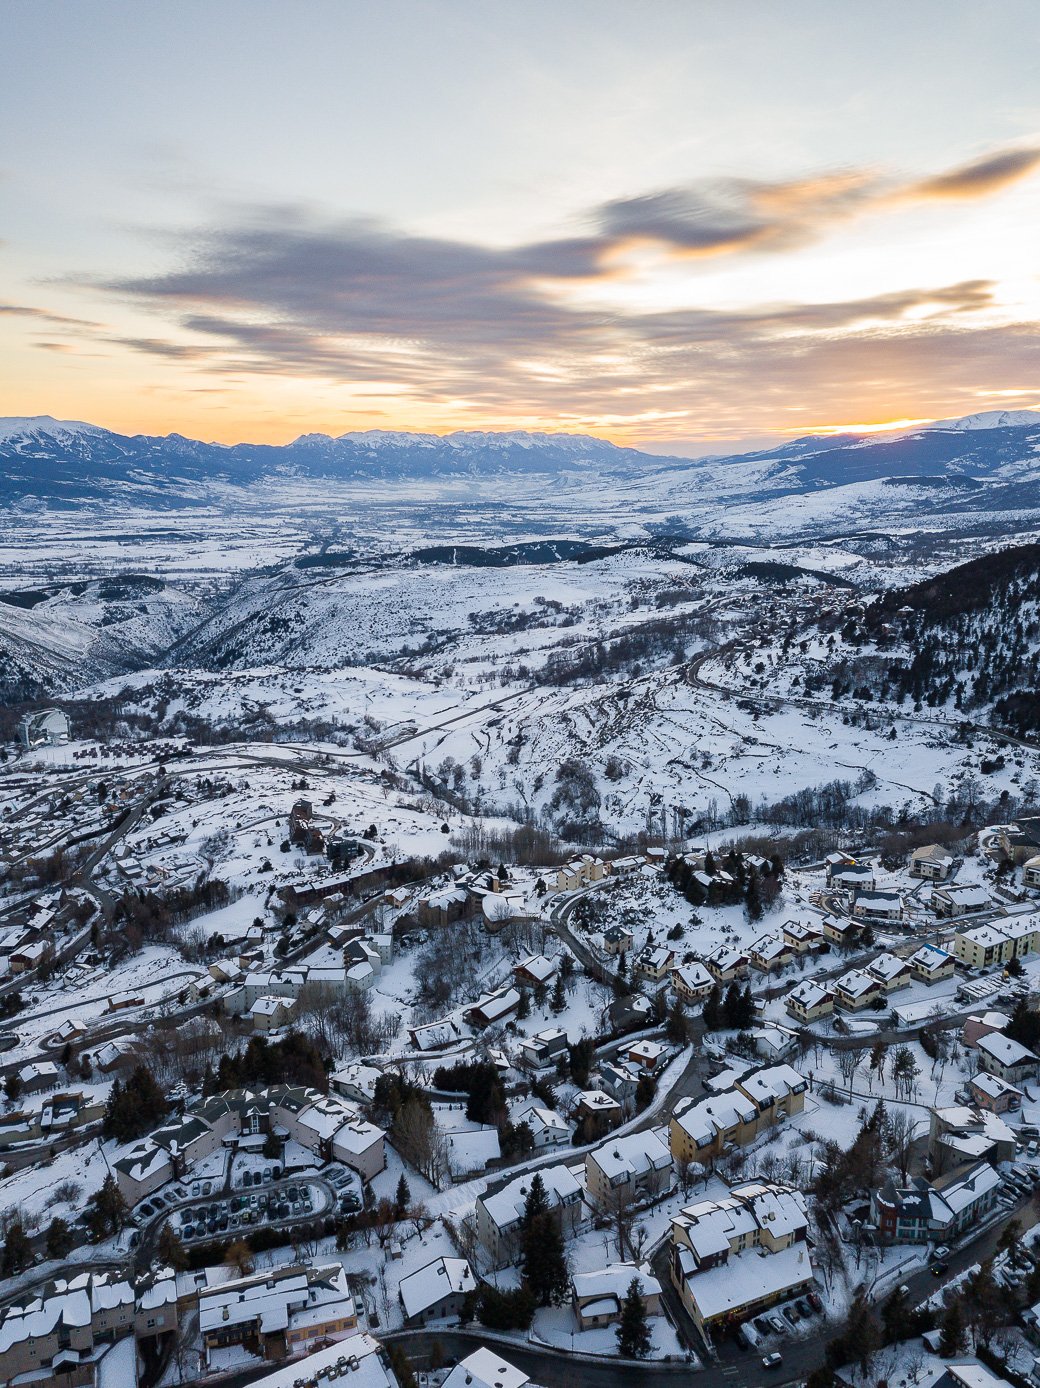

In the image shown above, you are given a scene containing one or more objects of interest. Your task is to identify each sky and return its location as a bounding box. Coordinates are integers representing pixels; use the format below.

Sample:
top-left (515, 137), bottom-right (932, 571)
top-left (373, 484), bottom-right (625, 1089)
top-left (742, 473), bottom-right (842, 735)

top-left (2, 0), bottom-right (1040, 454)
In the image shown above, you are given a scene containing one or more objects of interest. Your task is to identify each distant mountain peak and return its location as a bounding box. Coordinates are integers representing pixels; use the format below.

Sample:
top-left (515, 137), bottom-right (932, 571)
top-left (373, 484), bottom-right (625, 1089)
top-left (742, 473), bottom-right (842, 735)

top-left (926, 409), bottom-right (1040, 432)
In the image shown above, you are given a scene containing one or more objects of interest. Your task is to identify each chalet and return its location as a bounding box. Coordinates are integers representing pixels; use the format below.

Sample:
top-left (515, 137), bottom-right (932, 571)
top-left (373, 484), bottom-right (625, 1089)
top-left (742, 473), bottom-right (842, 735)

top-left (785, 978), bottom-right (835, 1023)
top-left (909, 943), bottom-right (956, 985)
top-left (971, 1068), bottom-right (1023, 1115)
top-left (573, 1089), bottom-right (623, 1136)
top-left (518, 1027), bottom-right (569, 1069)
top-left (934, 884), bottom-right (991, 919)
top-left (781, 920), bottom-right (823, 954)
top-left (399, 1256), bottom-right (476, 1327)
top-left (910, 844), bottom-right (957, 880)
top-left (962, 1012), bottom-right (1010, 1048)
top-left (833, 968), bottom-right (883, 1011)
top-left (513, 953), bottom-right (558, 988)
top-left (867, 951), bottom-right (913, 993)
top-left (18, 1060), bottom-right (60, 1094)
top-left (977, 1030), bottom-right (1040, 1083)
top-left (466, 987), bottom-right (520, 1029)
top-left (821, 914), bottom-right (858, 947)
top-left (703, 944), bottom-right (749, 983)
top-left (624, 1038), bottom-right (668, 1073)
top-left (408, 1017), bottom-right (466, 1052)
top-left (670, 961), bottom-right (713, 1003)
top-left (525, 1106), bottom-right (571, 1148)
top-left (601, 924), bottom-right (634, 956)
top-left (750, 1025), bottom-right (797, 1062)
top-left (633, 946), bottom-right (676, 985)
top-left (571, 1263), bottom-right (662, 1331)
top-left (748, 933), bottom-right (794, 974)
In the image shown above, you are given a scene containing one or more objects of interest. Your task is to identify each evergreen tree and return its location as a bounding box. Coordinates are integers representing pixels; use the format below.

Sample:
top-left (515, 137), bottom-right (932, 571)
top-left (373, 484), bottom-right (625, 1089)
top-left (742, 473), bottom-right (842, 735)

top-left (45, 1217), bottom-right (73, 1260)
top-left (86, 1174), bottom-right (128, 1241)
top-left (2, 1222), bottom-right (32, 1275)
top-left (395, 1174), bottom-right (412, 1217)
top-left (157, 1225), bottom-right (188, 1271)
top-left (516, 987), bottom-right (531, 1020)
top-left (702, 984), bottom-right (723, 1031)
top-left (938, 1297), bottom-right (966, 1357)
top-left (550, 974), bottom-right (567, 1015)
top-left (615, 1278), bottom-right (652, 1358)
top-left (521, 1210), bottom-right (569, 1307)
top-left (634, 1074), bottom-right (656, 1112)
top-left (745, 867), bottom-right (763, 922)
top-left (102, 1064), bottom-right (169, 1142)
top-left (665, 995), bottom-right (687, 1045)
top-left (523, 1173), bottom-right (549, 1224)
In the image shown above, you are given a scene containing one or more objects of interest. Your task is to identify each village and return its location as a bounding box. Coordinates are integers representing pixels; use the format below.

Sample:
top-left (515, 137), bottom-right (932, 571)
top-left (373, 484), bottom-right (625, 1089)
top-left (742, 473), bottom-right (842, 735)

top-left (2, 707), bottom-right (1040, 1388)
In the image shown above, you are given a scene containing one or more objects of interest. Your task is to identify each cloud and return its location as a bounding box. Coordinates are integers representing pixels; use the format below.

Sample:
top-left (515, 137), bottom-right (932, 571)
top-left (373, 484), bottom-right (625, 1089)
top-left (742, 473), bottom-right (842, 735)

top-left (909, 146), bottom-right (1040, 199)
top-left (0, 303), bottom-right (101, 329)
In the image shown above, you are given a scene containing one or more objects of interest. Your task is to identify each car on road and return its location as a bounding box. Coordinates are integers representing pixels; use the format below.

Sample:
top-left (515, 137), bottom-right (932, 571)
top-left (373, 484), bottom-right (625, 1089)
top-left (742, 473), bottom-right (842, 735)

top-left (762, 1353), bottom-right (782, 1370)
top-left (931, 1261), bottom-right (949, 1277)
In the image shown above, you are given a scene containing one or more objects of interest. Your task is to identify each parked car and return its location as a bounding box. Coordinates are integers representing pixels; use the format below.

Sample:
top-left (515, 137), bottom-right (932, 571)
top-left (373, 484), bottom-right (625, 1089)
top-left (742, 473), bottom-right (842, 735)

top-left (782, 1306), bottom-right (799, 1327)
top-left (767, 1315), bottom-right (787, 1336)
top-left (796, 1299), bottom-right (812, 1317)
top-left (807, 1292), bottom-right (823, 1313)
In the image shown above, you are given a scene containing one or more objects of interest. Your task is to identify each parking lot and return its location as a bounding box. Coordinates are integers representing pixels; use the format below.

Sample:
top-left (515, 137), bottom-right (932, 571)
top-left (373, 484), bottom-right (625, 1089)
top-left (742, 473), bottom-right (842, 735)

top-left (132, 1163), bottom-right (363, 1245)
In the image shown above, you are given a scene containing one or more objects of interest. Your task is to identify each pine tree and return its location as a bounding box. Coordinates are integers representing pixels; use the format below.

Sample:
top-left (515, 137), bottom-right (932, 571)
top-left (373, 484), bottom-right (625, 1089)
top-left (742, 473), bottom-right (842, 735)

top-left (745, 867), bottom-right (763, 922)
top-left (395, 1173), bottom-right (411, 1217)
top-left (939, 1297), bottom-right (966, 1357)
top-left (516, 987), bottom-right (531, 1020)
top-left (665, 995), bottom-right (687, 1044)
top-left (615, 1278), bottom-right (652, 1358)
top-left (2, 1222), bottom-right (32, 1275)
top-left (157, 1225), bottom-right (188, 1271)
top-left (45, 1216), bottom-right (73, 1260)
top-left (522, 1210), bottom-right (569, 1306)
top-left (702, 984), bottom-right (722, 1031)
top-left (523, 1173), bottom-right (549, 1224)
top-left (550, 973), bottom-right (567, 1014)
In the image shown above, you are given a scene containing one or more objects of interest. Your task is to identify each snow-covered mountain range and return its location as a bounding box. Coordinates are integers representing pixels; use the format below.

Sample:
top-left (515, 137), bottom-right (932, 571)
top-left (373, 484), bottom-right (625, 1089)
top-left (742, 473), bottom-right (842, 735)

top-left (3, 411), bottom-right (1040, 511)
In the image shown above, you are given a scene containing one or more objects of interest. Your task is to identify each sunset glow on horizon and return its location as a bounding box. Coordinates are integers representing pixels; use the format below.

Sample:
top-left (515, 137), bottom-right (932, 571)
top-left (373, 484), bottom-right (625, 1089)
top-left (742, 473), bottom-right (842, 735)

top-left (3, 1), bottom-right (1040, 454)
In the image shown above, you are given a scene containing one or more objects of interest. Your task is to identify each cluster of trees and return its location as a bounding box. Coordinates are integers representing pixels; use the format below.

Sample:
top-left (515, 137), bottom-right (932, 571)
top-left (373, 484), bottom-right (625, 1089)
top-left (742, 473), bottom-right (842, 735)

top-left (664, 849), bottom-right (783, 918)
top-left (701, 982), bottom-right (755, 1032)
top-left (205, 1032), bottom-right (328, 1095)
top-left (464, 1173), bottom-right (570, 1332)
top-left (813, 1101), bottom-right (917, 1212)
top-left (103, 1064), bottom-right (170, 1142)
top-left (372, 1072), bottom-right (450, 1188)
top-left (113, 878), bottom-right (234, 949)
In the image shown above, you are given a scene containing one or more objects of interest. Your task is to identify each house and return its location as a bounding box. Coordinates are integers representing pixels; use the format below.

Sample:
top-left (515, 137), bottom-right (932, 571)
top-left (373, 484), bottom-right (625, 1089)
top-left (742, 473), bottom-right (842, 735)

top-left (1000, 818), bottom-right (1040, 865)
top-left (909, 944), bottom-right (956, 985)
top-left (518, 1027), bottom-right (570, 1069)
top-left (1024, 855), bottom-right (1040, 888)
top-left (871, 1160), bottom-right (1001, 1243)
top-left (18, 1060), bottom-right (60, 1094)
top-left (399, 1257), bottom-right (476, 1327)
top-left (601, 924), bottom-right (634, 955)
top-left (250, 994), bottom-right (296, 1032)
top-left (928, 1104), bottom-right (1017, 1174)
top-left (633, 946), bottom-right (676, 985)
top-left (669, 1182), bottom-right (813, 1336)
top-left (624, 1038), bottom-right (668, 1073)
top-left (475, 1164), bottom-right (584, 1267)
top-left (750, 1025), bottom-right (797, 1062)
top-left (513, 953), bottom-right (558, 988)
top-left (571, 1263), bottom-right (662, 1331)
top-left (821, 914), bottom-right (858, 947)
top-left (748, 934), bottom-right (794, 974)
top-left (417, 887), bottom-right (472, 929)
top-left (867, 952), bottom-right (913, 993)
top-left (596, 1061), bottom-right (641, 1108)
top-left (834, 968), bottom-right (884, 1011)
top-left (331, 1062), bottom-right (382, 1104)
top-left (824, 852), bottom-right (861, 884)
top-left (585, 1128), bottom-right (672, 1207)
top-left (934, 884), bottom-right (992, 919)
top-left (852, 891), bottom-right (904, 923)
top-left (574, 1089), bottom-right (623, 1136)
top-left (466, 987), bottom-right (520, 1028)
top-left (911, 844), bottom-right (957, 880)
top-left (976, 1030), bottom-right (1040, 1083)
top-left (670, 962), bottom-right (713, 1003)
top-left (48, 1017), bottom-right (88, 1047)
top-left (781, 920), bottom-right (823, 954)
top-left (114, 1140), bottom-right (175, 1203)
top-left (970, 1071), bottom-right (1023, 1114)
top-left (199, 1262), bottom-right (356, 1363)
top-left (785, 978), bottom-right (835, 1023)
top-left (962, 1012), bottom-right (1010, 1048)
top-left (703, 945), bottom-right (749, 983)
top-left (93, 1038), bottom-right (136, 1073)
top-left (442, 1349), bottom-right (528, 1388)
top-left (408, 1017), bottom-right (466, 1052)
top-left (525, 1106), bottom-right (571, 1148)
